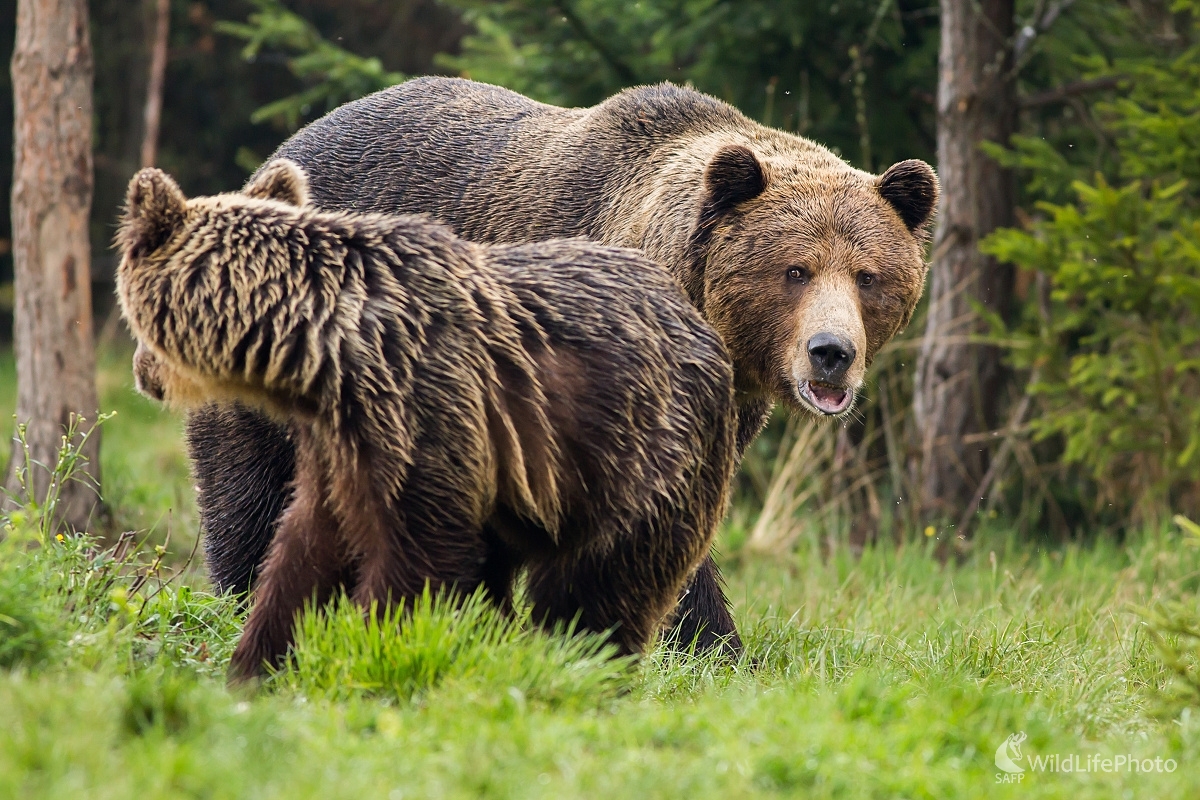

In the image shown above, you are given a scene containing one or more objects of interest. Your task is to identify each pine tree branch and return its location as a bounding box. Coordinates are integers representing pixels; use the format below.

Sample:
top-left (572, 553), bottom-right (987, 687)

top-left (552, 0), bottom-right (638, 85)
top-left (1018, 75), bottom-right (1121, 108)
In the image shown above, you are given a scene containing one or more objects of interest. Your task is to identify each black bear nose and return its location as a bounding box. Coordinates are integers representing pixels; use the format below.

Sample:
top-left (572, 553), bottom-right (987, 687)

top-left (807, 332), bottom-right (856, 382)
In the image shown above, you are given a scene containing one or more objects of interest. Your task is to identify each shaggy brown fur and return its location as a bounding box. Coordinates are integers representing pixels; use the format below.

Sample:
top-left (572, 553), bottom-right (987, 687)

top-left (117, 161), bottom-right (737, 681)
top-left (188, 78), bottom-right (939, 654)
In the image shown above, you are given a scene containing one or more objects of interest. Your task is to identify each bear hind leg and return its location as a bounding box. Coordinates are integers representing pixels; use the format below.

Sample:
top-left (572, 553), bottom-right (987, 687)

top-left (228, 453), bottom-right (349, 683)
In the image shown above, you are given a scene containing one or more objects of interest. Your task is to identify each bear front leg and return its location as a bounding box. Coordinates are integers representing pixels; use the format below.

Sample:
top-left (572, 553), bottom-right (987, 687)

top-left (228, 448), bottom-right (348, 683)
top-left (658, 397), bottom-right (768, 656)
top-left (661, 555), bottom-right (742, 657)
top-left (188, 404), bottom-right (296, 595)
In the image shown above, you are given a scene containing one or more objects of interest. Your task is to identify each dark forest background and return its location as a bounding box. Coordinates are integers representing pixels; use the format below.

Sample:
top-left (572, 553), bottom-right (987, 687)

top-left (2, 0), bottom-right (1197, 537)
top-left (2, 0), bottom-right (1153, 290)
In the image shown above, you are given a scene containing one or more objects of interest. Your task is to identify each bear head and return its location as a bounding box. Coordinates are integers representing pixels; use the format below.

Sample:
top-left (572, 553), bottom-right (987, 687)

top-left (689, 142), bottom-right (937, 418)
top-left (116, 159), bottom-right (311, 406)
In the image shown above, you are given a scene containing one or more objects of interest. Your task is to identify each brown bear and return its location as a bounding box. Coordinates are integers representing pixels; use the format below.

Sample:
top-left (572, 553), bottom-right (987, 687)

top-left (116, 160), bottom-right (737, 680)
top-left (188, 77), bottom-right (939, 655)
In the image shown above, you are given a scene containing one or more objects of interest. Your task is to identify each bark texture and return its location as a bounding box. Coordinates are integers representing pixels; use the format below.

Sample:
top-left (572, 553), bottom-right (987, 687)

top-left (6, 0), bottom-right (100, 529)
top-left (911, 0), bottom-right (1016, 522)
top-left (140, 0), bottom-right (170, 169)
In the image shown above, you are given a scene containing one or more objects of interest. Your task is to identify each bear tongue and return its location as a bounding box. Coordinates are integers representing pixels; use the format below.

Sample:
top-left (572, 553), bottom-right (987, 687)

top-left (809, 382), bottom-right (850, 414)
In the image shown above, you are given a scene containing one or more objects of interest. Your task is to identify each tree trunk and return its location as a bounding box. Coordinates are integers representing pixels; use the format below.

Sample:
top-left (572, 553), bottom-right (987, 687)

top-left (140, 0), bottom-right (170, 169)
top-left (911, 0), bottom-right (1016, 525)
top-left (6, 0), bottom-right (100, 530)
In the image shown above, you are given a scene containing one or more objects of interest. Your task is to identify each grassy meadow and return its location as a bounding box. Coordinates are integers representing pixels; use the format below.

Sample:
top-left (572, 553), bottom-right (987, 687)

top-left (2, 345), bottom-right (1200, 798)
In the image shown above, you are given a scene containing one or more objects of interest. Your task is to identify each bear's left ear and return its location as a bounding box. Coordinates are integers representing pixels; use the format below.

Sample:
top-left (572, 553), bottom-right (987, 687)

top-left (119, 168), bottom-right (186, 258)
top-left (243, 158), bottom-right (310, 207)
top-left (877, 159), bottom-right (938, 234)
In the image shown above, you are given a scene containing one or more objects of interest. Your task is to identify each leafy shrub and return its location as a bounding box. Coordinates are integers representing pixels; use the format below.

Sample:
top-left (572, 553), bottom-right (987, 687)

top-left (1143, 516), bottom-right (1200, 716)
top-left (984, 178), bottom-right (1200, 524)
top-left (982, 5), bottom-right (1200, 527)
top-left (216, 0), bottom-right (404, 131)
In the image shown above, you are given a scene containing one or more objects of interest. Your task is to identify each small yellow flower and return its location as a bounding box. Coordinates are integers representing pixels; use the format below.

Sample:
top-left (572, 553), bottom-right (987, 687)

top-left (923, 525), bottom-right (935, 538)
top-left (55, 533), bottom-right (64, 542)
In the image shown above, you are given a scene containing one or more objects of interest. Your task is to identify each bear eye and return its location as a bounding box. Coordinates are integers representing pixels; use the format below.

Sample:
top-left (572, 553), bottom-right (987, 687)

top-left (857, 272), bottom-right (875, 288)
top-left (786, 266), bottom-right (810, 284)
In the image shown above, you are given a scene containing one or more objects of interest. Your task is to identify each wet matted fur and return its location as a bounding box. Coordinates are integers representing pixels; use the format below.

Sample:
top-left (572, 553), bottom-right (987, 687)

top-left (188, 78), bottom-right (939, 654)
top-left (117, 161), bottom-right (737, 680)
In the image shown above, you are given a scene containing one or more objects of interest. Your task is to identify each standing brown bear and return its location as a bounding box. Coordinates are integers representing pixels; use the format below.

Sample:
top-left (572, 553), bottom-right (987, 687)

top-left (117, 161), bottom-right (737, 680)
top-left (189, 78), bottom-right (939, 655)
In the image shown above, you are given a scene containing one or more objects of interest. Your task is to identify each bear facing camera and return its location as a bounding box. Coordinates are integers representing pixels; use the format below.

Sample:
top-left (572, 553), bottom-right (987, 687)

top-left (185, 79), bottom-right (938, 656)
top-left (115, 160), bottom-right (738, 682)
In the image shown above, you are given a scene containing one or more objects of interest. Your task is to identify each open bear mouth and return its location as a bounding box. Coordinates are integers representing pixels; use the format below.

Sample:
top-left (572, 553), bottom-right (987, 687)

top-left (798, 380), bottom-right (854, 415)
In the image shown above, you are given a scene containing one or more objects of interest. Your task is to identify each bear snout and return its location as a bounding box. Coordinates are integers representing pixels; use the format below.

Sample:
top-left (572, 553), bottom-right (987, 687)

top-left (807, 332), bottom-right (856, 384)
top-left (132, 342), bottom-right (166, 402)
top-left (791, 330), bottom-right (861, 416)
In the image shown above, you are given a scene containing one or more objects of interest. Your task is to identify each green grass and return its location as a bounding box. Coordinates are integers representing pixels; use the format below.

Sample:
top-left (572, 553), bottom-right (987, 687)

top-left (1, 344), bottom-right (197, 555)
top-left (1, 345), bottom-right (1199, 798)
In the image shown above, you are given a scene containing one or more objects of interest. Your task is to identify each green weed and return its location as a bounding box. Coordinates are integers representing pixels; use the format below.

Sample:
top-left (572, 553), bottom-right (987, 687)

top-left (2, 347), bottom-right (1200, 797)
top-left (274, 588), bottom-right (632, 708)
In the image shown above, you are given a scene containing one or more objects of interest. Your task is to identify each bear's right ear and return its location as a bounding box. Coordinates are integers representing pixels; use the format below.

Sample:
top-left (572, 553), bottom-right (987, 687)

top-left (243, 158), bottom-right (310, 207)
top-left (701, 144), bottom-right (767, 219)
top-left (119, 168), bottom-right (186, 258)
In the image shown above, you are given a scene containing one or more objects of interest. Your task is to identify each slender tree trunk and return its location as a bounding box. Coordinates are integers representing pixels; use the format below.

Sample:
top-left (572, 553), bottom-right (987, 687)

top-left (140, 0), bottom-right (170, 169)
top-left (6, 0), bottom-right (100, 530)
top-left (911, 0), bottom-right (1016, 525)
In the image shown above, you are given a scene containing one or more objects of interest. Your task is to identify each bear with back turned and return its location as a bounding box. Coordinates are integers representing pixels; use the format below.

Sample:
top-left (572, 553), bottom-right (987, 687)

top-left (118, 160), bottom-right (737, 680)
top-left (188, 78), bottom-right (939, 655)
